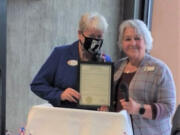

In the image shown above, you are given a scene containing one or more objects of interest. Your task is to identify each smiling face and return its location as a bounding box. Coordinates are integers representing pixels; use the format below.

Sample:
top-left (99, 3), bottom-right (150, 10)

top-left (122, 27), bottom-right (146, 63)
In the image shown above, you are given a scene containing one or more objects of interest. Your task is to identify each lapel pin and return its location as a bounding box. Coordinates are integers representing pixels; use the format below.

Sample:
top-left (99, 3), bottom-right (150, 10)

top-left (144, 66), bottom-right (155, 72)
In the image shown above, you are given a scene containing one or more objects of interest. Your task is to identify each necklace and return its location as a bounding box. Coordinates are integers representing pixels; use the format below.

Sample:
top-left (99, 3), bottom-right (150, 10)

top-left (125, 70), bottom-right (130, 74)
top-left (124, 63), bottom-right (137, 73)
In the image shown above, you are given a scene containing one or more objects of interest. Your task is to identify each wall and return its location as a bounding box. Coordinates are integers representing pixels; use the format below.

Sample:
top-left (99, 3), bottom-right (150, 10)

top-left (6, 0), bottom-right (122, 134)
top-left (151, 0), bottom-right (180, 105)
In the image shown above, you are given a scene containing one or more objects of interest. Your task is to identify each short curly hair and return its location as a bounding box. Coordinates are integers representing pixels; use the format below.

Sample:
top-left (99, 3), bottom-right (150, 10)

top-left (118, 19), bottom-right (153, 53)
top-left (78, 12), bottom-right (108, 33)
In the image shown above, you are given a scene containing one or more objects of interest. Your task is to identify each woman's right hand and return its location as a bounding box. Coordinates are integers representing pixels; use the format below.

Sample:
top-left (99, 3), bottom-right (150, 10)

top-left (60, 88), bottom-right (80, 103)
top-left (120, 98), bottom-right (140, 115)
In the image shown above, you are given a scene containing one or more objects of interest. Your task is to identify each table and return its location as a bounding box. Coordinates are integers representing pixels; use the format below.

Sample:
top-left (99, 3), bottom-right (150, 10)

top-left (25, 105), bottom-right (133, 135)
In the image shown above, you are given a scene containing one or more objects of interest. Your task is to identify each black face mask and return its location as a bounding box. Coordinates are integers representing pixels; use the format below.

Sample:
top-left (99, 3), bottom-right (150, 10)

top-left (82, 34), bottom-right (103, 55)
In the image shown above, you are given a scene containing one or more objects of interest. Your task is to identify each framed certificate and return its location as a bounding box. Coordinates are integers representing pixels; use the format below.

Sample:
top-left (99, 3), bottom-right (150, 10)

top-left (78, 61), bottom-right (113, 108)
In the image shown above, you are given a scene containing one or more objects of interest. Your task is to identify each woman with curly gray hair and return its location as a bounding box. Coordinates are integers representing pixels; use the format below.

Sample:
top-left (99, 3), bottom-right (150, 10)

top-left (113, 19), bottom-right (176, 135)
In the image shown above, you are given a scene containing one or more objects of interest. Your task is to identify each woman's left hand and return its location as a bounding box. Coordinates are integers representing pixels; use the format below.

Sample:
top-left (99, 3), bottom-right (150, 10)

top-left (120, 98), bottom-right (140, 115)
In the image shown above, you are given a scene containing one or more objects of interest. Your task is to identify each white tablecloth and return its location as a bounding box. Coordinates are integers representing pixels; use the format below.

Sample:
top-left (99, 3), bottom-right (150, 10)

top-left (25, 105), bottom-right (133, 135)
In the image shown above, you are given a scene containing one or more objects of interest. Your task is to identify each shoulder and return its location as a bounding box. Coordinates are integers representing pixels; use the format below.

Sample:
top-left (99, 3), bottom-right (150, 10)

top-left (142, 54), bottom-right (174, 82)
top-left (52, 41), bottom-right (78, 55)
top-left (143, 54), bottom-right (171, 73)
top-left (54, 41), bottom-right (77, 51)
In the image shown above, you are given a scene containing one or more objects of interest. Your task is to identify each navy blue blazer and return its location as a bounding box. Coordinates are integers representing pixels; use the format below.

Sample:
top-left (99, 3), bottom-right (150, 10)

top-left (30, 40), bottom-right (111, 109)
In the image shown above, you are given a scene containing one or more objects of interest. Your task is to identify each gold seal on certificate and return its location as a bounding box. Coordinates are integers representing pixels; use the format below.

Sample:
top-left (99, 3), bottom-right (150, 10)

top-left (78, 61), bottom-right (113, 107)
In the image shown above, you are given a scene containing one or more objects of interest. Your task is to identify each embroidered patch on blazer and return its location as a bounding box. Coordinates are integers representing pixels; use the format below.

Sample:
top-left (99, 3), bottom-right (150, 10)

top-left (67, 60), bottom-right (78, 66)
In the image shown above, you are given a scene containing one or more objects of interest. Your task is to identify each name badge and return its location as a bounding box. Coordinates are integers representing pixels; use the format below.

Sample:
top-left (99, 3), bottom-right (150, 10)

top-left (67, 60), bottom-right (78, 66)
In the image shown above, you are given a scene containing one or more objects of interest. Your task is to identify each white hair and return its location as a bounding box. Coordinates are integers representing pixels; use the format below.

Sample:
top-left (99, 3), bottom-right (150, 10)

top-left (79, 12), bottom-right (108, 33)
top-left (118, 19), bottom-right (153, 53)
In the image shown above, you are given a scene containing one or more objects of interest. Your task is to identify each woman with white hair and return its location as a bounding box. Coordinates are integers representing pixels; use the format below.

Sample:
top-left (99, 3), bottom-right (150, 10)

top-left (113, 19), bottom-right (176, 135)
top-left (30, 12), bottom-right (111, 110)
